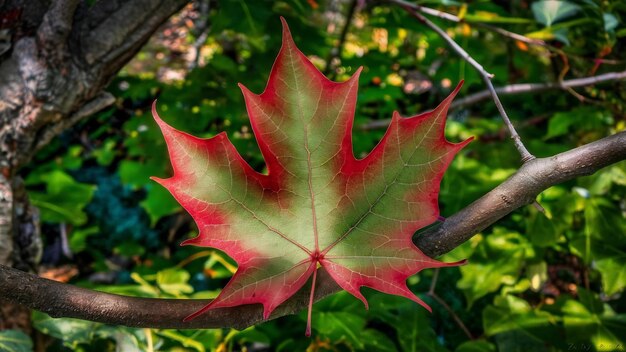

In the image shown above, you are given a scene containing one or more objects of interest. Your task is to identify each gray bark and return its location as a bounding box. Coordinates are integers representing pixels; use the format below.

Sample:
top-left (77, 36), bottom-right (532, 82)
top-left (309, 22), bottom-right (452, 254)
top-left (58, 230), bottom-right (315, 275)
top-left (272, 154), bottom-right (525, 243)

top-left (0, 0), bottom-right (189, 331)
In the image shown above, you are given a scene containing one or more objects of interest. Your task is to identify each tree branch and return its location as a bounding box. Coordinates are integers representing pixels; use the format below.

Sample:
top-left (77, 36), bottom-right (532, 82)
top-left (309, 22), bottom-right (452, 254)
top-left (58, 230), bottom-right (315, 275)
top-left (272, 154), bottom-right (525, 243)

top-left (0, 0), bottom-right (190, 173)
top-left (324, 0), bottom-right (358, 77)
top-left (388, 0), bottom-right (546, 47)
top-left (37, 0), bottom-right (80, 57)
top-left (449, 70), bottom-right (626, 110)
top-left (359, 70), bottom-right (626, 130)
top-left (1, 131), bottom-right (624, 329)
top-left (188, 0), bottom-right (212, 71)
top-left (0, 264), bottom-right (340, 330)
top-left (416, 130), bottom-right (626, 257)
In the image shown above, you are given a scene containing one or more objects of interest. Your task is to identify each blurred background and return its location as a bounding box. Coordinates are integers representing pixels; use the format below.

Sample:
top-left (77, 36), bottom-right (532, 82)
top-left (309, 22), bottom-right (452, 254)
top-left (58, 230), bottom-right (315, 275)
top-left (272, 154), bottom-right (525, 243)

top-left (5, 0), bottom-right (626, 351)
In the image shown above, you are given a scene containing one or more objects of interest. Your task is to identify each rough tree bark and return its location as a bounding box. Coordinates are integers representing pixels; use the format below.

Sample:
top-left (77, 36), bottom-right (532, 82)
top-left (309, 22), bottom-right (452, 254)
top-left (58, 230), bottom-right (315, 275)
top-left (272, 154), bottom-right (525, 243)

top-left (0, 0), bottom-right (189, 332)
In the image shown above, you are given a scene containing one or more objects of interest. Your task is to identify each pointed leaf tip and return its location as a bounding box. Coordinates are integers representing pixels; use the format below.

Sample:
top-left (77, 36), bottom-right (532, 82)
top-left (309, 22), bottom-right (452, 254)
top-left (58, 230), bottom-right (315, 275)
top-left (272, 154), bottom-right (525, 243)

top-left (280, 17), bottom-right (294, 45)
top-left (151, 100), bottom-right (161, 122)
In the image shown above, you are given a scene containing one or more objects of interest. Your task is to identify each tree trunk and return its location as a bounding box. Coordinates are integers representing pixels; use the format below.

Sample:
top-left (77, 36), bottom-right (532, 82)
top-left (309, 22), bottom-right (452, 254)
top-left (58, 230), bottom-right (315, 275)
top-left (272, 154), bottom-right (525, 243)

top-left (0, 0), bottom-right (189, 333)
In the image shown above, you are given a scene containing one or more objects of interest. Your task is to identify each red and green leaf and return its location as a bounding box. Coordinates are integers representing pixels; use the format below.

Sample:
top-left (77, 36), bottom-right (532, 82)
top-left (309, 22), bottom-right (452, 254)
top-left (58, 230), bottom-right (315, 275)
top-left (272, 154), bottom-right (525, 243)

top-left (152, 18), bottom-right (472, 335)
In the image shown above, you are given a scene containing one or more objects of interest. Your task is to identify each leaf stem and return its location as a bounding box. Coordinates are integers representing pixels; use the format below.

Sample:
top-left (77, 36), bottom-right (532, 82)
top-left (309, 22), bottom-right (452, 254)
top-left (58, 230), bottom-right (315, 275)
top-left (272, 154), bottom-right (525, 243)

top-left (305, 266), bottom-right (319, 337)
top-left (427, 268), bottom-right (473, 339)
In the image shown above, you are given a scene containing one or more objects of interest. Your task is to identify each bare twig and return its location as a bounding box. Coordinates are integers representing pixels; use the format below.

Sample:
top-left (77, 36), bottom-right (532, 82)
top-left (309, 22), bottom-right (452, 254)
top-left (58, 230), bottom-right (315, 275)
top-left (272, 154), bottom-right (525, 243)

top-left (427, 268), bottom-right (473, 339)
top-left (1, 131), bottom-right (624, 329)
top-left (394, 2), bottom-right (534, 162)
top-left (188, 0), bottom-right (211, 71)
top-left (388, 0), bottom-right (623, 67)
top-left (429, 293), bottom-right (474, 339)
top-left (324, 0), bottom-right (358, 77)
top-left (451, 70), bottom-right (626, 110)
top-left (388, 0), bottom-right (545, 47)
top-left (359, 70), bottom-right (626, 130)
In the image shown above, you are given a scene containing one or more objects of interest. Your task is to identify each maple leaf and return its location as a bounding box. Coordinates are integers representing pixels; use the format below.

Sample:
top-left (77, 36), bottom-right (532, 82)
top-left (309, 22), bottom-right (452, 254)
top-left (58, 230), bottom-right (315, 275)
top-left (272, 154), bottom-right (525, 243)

top-left (152, 18), bottom-right (472, 335)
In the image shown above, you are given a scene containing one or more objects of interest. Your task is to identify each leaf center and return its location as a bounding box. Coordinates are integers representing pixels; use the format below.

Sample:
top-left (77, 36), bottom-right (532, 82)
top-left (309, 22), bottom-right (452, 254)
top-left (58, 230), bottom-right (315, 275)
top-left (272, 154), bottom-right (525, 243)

top-left (311, 251), bottom-right (324, 262)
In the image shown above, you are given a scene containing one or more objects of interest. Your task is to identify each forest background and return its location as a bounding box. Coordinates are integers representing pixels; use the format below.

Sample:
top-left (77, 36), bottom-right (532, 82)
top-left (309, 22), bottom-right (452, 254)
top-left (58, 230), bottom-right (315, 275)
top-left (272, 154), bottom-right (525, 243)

top-left (1, 0), bottom-right (626, 351)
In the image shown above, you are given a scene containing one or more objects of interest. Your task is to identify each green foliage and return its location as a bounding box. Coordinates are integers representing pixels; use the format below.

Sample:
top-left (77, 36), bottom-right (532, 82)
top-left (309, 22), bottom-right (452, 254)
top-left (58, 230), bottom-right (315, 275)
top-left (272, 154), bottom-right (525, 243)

top-left (27, 170), bottom-right (95, 226)
top-left (24, 0), bottom-right (626, 350)
top-left (33, 312), bottom-right (152, 351)
top-left (0, 330), bottom-right (32, 352)
top-left (457, 229), bottom-right (535, 307)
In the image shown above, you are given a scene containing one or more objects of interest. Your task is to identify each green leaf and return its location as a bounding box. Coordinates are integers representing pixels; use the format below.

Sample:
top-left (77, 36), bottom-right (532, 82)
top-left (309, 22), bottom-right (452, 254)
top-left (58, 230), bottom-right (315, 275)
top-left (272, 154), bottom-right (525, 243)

top-left (156, 330), bottom-right (206, 352)
top-left (27, 170), bottom-right (95, 226)
top-left (140, 184), bottom-right (181, 225)
top-left (368, 294), bottom-right (448, 352)
top-left (483, 295), bottom-right (562, 349)
top-left (93, 139), bottom-right (118, 166)
top-left (526, 261), bottom-right (548, 292)
top-left (0, 330), bottom-right (33, 352)
top-left (532, 0), bottom-right (581, 27)
top-left (119, 159), bottom-right (164, 187)
top-left (232, 326), bottom-right (271, 346)
top-left (526, 209), bottom-right (559, 247)
top-left (557, 289), bottom-right (626, 349)
top-left (69, 226), bottom-right (99, 253)
top-left (545, 107), bottom-right (612, 140)
top-left (603, 13), bottom-right (619, 32)
top-left (455, 340), bottom-right (496, 352)
top-left (33, 311), bottom-right (146, 351)
top-left (156, 268), bottom-right (194, 296)
top-left (361, 329), bottom-right (398, 352)
top-left (311, 311), bottom-right (367, 349)
top-left (394, 307), bottom-right (448, 352)
top-left (596, 253), bottom-right (626, 296)
top-left (457, 229), bottom-right (532, 306)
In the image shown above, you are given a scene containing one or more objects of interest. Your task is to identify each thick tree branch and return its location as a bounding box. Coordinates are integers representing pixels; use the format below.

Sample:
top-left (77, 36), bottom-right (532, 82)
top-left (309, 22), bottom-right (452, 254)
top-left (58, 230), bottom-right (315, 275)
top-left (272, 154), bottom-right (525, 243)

top-left (1, 131), bottom-right (624, 329)
top-left (0, 0), bottom-right (189, 173)
top-left (0, 264), bottom-right (340, 330)
top-left (416, 130), bottom-right (626, 257)
top-left (37, 0), bottom-right (80, 57)
top-left (359, 70), bottom-right (626, 130)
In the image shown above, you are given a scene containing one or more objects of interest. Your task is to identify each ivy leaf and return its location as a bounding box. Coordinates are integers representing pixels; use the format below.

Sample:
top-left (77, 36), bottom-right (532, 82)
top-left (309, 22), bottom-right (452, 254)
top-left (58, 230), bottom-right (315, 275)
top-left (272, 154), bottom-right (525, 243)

top-left (153, 18), bottom-right (471, 334)
top-left (0, 330), bottom-right (33, 352)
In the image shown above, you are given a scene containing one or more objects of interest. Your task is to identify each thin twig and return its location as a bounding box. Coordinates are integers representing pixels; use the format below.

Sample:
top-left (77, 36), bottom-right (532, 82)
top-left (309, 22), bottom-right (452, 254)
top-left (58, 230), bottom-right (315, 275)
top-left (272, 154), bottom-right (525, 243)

top-left (453, 70), bottom-right (626, 109)
top-left (428, 268), bottom-right (439, 295)
top-left (324, 0), bottom-right (358, 77)
top-left (388, 0), bottom-right (544, 47)
top-left (427, 268), bottom-right (473, 339)
top-left (395, 3), bottom-right (534, 161)
top-left (429, 293), bottom-right (474, 339)
top-left (188, 0), bottom-right (211, 71)
top-left (386, 0), bottom-right (626, 66)
top-left (359, 70), bottom-right (626, 130)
